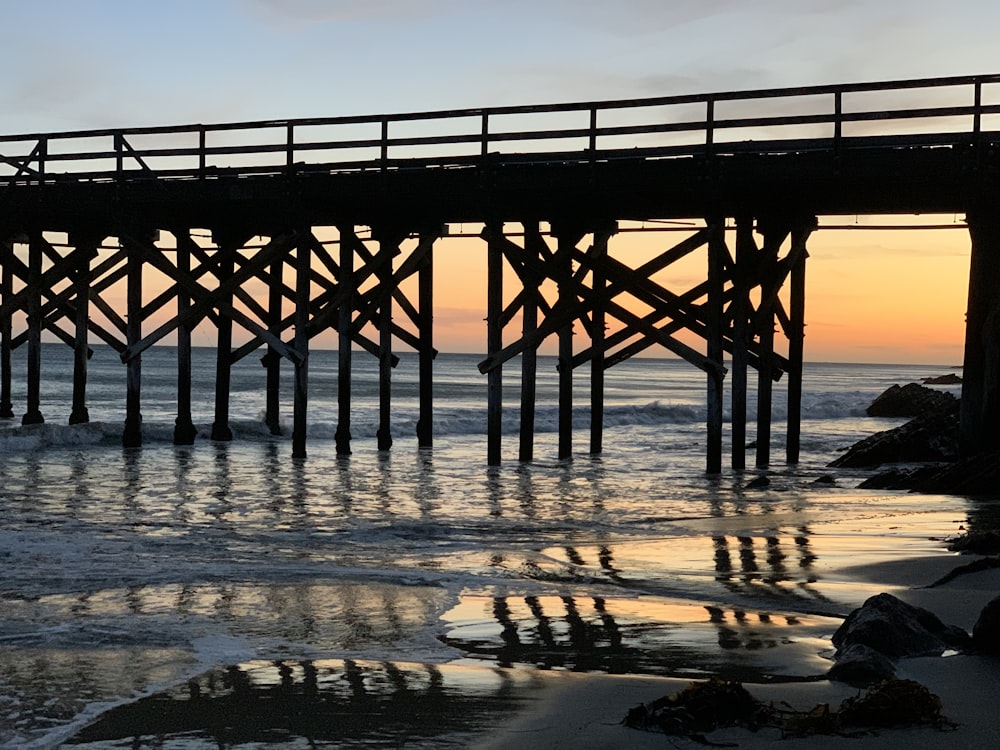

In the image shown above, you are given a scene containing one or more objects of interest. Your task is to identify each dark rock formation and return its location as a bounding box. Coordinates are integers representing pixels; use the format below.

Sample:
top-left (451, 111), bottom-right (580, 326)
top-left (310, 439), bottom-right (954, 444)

top-left (830, 410), bottom-right (959, 468)
top-left (831, 593), bottom-right (969, 659)
top-left (856, 465), bottom-right (945, 490)
top-left (827, 643), bottom-right (897, 685)
top-left (972, 596), bottom-right (1000, 654)
top-left (912, 448), bottom-right (1000, 496)
top-left (921, 373), bottom-right (962, 385)
top-left (947, 530), bottom-right (1000, 555)
top-left (866, 382), bottom-right (958, 418)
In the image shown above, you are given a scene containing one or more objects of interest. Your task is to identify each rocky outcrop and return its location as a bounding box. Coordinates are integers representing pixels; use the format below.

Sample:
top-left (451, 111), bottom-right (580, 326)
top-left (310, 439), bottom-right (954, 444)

top-left (866, 382), bottom-right (958, 418)
top-left (921, 373), bottom-right (962, 385)
top-left (912, 448), bottom-right (1000, 495)
top-left (972, 596), bottom-right (1000, 654)
top-left (828, 593), bottom-right (970, 685)
top-left (830, 409), bottom-right (959, 468)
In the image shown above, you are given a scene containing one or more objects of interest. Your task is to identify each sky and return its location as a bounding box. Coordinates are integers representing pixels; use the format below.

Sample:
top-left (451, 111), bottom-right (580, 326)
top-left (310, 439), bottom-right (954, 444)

top-left (2, 0), bottom-right (998, 364)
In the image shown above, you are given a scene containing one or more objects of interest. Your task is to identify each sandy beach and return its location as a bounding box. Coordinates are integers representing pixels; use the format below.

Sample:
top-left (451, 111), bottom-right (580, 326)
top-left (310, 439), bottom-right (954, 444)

top-left (476, 551), bottom-right (1000, 750)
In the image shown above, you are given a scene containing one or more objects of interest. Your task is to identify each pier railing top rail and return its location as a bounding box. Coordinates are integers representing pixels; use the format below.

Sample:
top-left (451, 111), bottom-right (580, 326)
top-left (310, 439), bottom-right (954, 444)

top-left (2, 73), bottom-right (1000, 185)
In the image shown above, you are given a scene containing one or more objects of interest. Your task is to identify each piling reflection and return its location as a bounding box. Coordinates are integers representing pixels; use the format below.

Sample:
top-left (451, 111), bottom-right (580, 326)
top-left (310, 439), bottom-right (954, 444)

top-left (440, 593), bottom-right (839, 680)
top-left (64, 659), bottom-right (540, 748)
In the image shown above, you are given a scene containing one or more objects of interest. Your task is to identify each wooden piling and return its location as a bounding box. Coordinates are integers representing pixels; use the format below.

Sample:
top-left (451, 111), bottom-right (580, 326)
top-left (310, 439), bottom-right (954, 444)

top-left (487, 223), bottom-right (503, 466)
top-left (960, 209), bottom-right (1000, 454)
top-left (518, 223), bottom-right (542, 463)
top-left (589, 228), bottom-right (609, 455)
top-left (706, 219), bottom-right (726, 474)
top-left (375, 231), bottom-right (396, 452)
top-left (786, 231), bottom-right (808, 464)
top-left (292, 233), bottom-right (310, 459)
top-left (754, 228), bottom-right (781, 469)
top-left (264, 256), bottom-right (283, 436)
top-left (173, 233), bottom-right (197, 445)
top-left (731, 217), bottom-right (753, 469)
top-left (416, 231), bottom-right (434, 448)
top-left (69, 239), bottom-right (97, 425)
top-left (555, 227), bottom-right (579, 461)
top-left (1, 239), bottom-right (15, 419)
top-left (123, 242), bottom-right (143, 447)
top-left (210, 240), bottom-right (236, 442)
top-left (335, 226), bottom-right (354, 455)
top-left (22, 234), bottom-right (44, 426)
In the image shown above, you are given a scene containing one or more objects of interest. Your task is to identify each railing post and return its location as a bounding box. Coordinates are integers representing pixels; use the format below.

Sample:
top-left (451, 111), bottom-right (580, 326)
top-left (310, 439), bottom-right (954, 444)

top-left (198, 127), bottom-right (206, 176)
top-left (481, 112), bottom-right (489, 161)
top-left (834, 90), bottom-right (843, 148)
top-left (973, 79), bottom-right (983, 137)
top-left (705, 96), bottom-right (715, 157)
top-left (380, 117), bottom-right (389, 170)
top-left (286, 123), bottom-right (295, 171)
top-left (37, 138), bottom-right (47, 187)
top-left (589, 106), bottom-right (598, 155)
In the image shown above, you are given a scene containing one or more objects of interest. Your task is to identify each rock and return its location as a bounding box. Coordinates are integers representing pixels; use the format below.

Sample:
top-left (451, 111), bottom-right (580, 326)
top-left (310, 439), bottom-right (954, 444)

top-left (829, 410), bottom-right (959, 468)
top-left (828, 643), bottom-right (896, 685)
top-left (812, 474), bottom-right (836, 485)
top-left (973, 597), bottom-right (1000, 654)
top-left (947, 530), bottom-right (1000, 555)
top-left (856, 465), bottom-right (944, 490)
top-left (832, 593), bottom-right (970, 658)
top-left (912, 448), bottom-right (1000, 496)
top-left (921, 373), bottom-right (962, 385)
top-left (866, 382), bottom-right (958, 418)
top-left (745, 475), bottom-right (770, 489)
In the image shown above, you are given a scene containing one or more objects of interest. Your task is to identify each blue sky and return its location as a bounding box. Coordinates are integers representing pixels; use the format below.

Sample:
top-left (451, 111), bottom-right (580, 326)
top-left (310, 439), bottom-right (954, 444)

top-left (1, 0), bottom-right (997, 133)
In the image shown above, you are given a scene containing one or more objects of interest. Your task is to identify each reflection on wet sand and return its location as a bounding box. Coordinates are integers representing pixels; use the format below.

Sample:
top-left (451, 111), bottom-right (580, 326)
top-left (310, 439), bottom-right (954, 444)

top-left (441, 593), bottom-right (838, 681)
top-left (64, 659), bottom-right (541, 748)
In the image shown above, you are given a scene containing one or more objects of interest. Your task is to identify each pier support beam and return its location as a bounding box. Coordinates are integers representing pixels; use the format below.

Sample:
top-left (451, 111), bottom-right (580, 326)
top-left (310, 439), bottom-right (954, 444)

top-left (486, 222), bottom-right (504, 466)
top-left (264, 255), bottom-right (284, 436)
top-left (0, 237), bottom-right (15, 419)
top-left (375, 228), bottom-right (404, 452)
top-left (416, 229), bottom-right (434, 448)
top-left (786, 226), bottom-right (810, 465)
top-left (754, 223), bottom-right (788, 469)
top-left (173, 232), bottom-right (198, 445)
top-left (69, 236), bottom-right (100, 425)
top-left (519, 222), bottom-right (544, 463)
top-left (589, 225), bottom-right (614, 455)
top-left (210, 232), bottom-right (246, 442)
top-left (960, 209), bottom-right (1000, 454)
top-left (292, 233), bottom-right (311, 459)
top-left (123, 237), bottom-right (145, 447)
top-left (730, 217), bottom-right (754, 469)
top-left (706, 219), bottom-right (727, 474)
top-left (335, 226), bottom-right (356, 456)
top-left (553, 224), bottom-right (584, 461)
top-left (22, 234), bottom-right (45, 426)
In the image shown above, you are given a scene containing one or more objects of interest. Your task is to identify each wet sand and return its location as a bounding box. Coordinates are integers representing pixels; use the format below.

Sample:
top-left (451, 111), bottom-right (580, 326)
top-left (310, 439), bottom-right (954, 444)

top-left (62, 548), bottom-right (1000, 749)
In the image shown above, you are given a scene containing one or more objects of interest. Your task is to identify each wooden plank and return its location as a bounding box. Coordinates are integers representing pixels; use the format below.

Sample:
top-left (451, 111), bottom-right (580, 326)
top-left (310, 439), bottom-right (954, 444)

top-left (487, 225), bottom-right (503, 466)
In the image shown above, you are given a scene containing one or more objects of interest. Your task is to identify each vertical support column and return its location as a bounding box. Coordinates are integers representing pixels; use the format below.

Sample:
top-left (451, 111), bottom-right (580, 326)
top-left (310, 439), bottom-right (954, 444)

top-left (292, 232), bottom-right (311, 459)
top-left (589, 227), bottom-right (612, 455)
top-left (416, 230), bottom-right (434, 448)
top-left (264, 255), bottom-right (284, 436)
top-left (960, 209), bottom-right (1000, 454)
top-left (1, 238), bottom-right (17, 419)
top-left (335, 226), bottom-right (355, 456)
top-left (519, 222), bottom-right (542, 463)
top-left (706, 219), bottom-right (726, 475)
top-left (210, 237), bottom-right (237, 442)
top-left (786, 228), bottom-right (810, 465)
top-left (554, 225), bottom-right (581, 461)
top-left (731, 217), bottom-right (754, 470)
top-left (486, 222), bottom-right (503, 466)
top-left (69, 237), bottom-right (99, 425)
top-left (174, 233), bottom-right (197, 445)
top-left (375, 229), bottom-right (399, 452)
top-left (123, 239), bottom-right (143, 447)
top-left (22, 233), bottom-right (44, 426)
top-left (755, 225), bottom-right (783, 470)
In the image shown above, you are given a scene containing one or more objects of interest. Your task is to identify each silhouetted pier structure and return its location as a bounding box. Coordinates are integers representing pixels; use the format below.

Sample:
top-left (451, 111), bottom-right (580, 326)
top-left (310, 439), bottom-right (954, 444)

top-left (2, 73), bottom-right (999, 471)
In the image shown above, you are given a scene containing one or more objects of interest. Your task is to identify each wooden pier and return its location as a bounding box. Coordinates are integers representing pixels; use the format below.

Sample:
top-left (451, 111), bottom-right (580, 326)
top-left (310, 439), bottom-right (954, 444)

top-left (1, 73), bottom-right (999, 471)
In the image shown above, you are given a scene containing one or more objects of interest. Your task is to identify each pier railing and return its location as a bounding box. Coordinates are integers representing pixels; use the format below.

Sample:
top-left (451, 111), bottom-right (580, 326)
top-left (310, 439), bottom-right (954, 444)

top-left (1, 73), bottom-right (999, 186)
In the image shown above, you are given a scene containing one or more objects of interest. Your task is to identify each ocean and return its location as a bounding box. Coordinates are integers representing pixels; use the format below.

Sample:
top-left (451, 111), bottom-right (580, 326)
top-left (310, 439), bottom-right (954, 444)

top-left (0, 345), bottom-right (990, 747)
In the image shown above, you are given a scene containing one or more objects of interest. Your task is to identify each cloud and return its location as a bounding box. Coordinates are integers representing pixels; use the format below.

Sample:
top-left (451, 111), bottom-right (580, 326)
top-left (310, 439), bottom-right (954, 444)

top-left (241, 0), bottom-right (460, 26)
